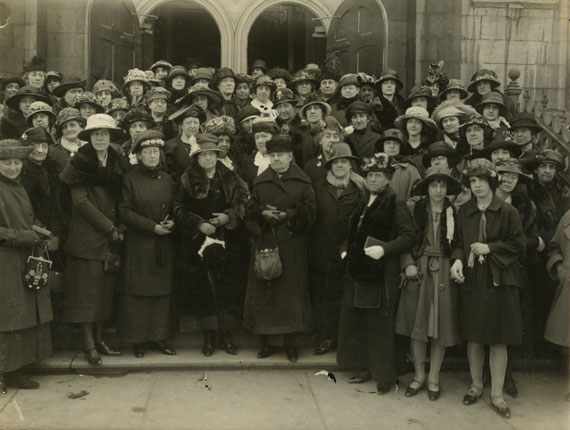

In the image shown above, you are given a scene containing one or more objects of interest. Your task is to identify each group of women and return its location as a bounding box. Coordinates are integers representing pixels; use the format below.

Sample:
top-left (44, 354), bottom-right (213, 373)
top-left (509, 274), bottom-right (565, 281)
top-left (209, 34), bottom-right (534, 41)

top-left (0, 57), bottom-right (568, 420)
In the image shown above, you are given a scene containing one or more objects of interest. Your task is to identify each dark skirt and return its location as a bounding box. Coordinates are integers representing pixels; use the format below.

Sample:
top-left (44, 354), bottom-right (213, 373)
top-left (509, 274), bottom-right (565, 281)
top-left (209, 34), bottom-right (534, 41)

top-left (459, 263), bottom-right (522, 345)
top-left (118, 294), bottom-right (171, 344)
top-left (0, 323), bottom-right (52, 374)
top-left (62, 257), bottom-right (116, 323)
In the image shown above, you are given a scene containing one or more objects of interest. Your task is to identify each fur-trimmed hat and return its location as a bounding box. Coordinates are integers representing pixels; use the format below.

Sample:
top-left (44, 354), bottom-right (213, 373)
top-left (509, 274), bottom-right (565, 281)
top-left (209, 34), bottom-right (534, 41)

top-left (0, 139), bottom-right (33, 160)
top-left (251, 75), bottom-right (276, 92)
top-left (267, 68), bottom-right (292, 84)
top-left (235, 73), bottom-right (254, 86)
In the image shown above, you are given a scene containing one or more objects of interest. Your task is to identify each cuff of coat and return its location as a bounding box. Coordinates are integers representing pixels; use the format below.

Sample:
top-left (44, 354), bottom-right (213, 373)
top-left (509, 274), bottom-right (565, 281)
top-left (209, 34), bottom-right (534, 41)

top-left (546, 253), bottom-right (563, 280)
top-left (400, 253), bottom-right (415, 270)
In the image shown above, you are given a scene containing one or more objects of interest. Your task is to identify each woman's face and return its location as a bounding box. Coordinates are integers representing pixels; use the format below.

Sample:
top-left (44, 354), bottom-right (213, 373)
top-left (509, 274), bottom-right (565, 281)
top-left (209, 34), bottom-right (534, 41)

top-left (235, 83), bottom-right (250, 101)
top-left (331, 158), bottom-right (351, 179)
top-left (499, 172), bottom-right (519, 194)
top-left (128, 81), bottom-right (144, 97)
top-left (351, 113), bottom-right (368, 130)
top-left (441, 116), bottom-right (460, 134)
top-left (296, 82), bottom-right (313, 97)
top-left (96, 90), bottom-right (112, 108)
top-left (269, 151), bottom-right (293, 173)
top-left (31, 113), bottom-right (50, 129)
top-left (513, 127), bottom-right (533, 146)
top-left (138, 146), bottom-right (160, 168)
top-left (406, 118), bottom-right (423, 136)
top-left (29, 142), bottom-right (49, 163)
top-left (5, 82), bottom-right (21, 98)
top-left (273, 78), bottom-right (287, 90)
top-left (197, 150), bottom-right (218, 171)
top-left (482, 104), bottom-right (500, 121)
top-left (192, 95), bottom-right (208, 111)
top-left (319, 130), bottom-right (341, 153)
top-left (254, 132), bottom-right (272, 154)
top-left (181, 116), bottom-right (200, 137)
top-left (411, 97), bottom-right (428, 110)
top-left (305, 104), bottom-right (324, 124)
top-left (341, 84), bottom-right (359, 99)
top-left (381, 79), bottom-right (397, 97)
top-left (383, 139), bottom-right (400, 156)
top-left (491, 148), bottom-right (511, 163)
top-left (320, 79), bottom-right (337, 97)
top-left (129, 121), bottom-right (148, 140)
top-left (27, 71), bottom-right (45, 89)
top-left (90, 129), bottom-right (111, 152)
top-left (149, 98), bottom-right (167, 115)
top-left (171, 75), bottom-right (187, 90)
top-left (536, 162), bottom-right (557, 184)
top-left (254, 85), bottom-right (271, 103)
top-left (360, 85), bottom-right (375, 103)
top-left (469, 176), bottom-right (492, 198)
top-left (47, 79), bottom-right (61, 93)
top-left (477, 81), bottom-right (491, 96)
top-left (276, 102), bottom-right (295, 121)
top-left (64, 88), bottom-right (83, 106)
top-left (154, 67), bottom-right (169, 80)
top-left (445, 90), bottom-right (463, 101)
top-left (430, 155), bottom-right (449, 169)
top-left (217, 135), bottom-right (231, 158)
top-left (240, 118), bottom-right (254, 134)
top-left (428, 179), bottom-right (447, 203)
top-left (111, 110), bottom-right (127, 123)
top-left (366, 171), bottom-right (390, 193)
top-left (62, 120), bottom-right (82, 139)
top-left (0, 158), bottom-right (23, 179)
top-left (79, 103), bottom-right (97, 119)
top-left (218, 77), bottom-right (235, 95)
top-left (19, 96), bottom-right (36, 115)
top-left (465, 124), bottom-right (485, 148)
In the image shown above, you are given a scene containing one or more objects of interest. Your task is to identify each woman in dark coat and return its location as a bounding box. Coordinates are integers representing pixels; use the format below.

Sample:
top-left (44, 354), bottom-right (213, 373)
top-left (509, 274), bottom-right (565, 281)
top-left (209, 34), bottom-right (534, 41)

top-left (118, 130), bottom-right (176, 358)
top-left (59, 113), bottom-right (126, 366)
top-left (450, 158), bottom-right (525, 418)
top-left (310, 143), bottom-right (364, 355)
top-left (0, 139), bottom-right (53, 391)
top-left (337, 153), bottom-right (415, 394)
top-left (244, 134), bottom-right (316, 362)
top-left (395, 167), bottom-right (462, 401)
top-left (174, 133), bottom-right (250, 356)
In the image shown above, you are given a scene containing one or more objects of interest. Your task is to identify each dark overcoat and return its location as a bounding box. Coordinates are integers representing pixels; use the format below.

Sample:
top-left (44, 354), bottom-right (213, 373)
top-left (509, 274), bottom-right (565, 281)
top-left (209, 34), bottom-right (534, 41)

top-left (346, 128), bottom-right (382, 160)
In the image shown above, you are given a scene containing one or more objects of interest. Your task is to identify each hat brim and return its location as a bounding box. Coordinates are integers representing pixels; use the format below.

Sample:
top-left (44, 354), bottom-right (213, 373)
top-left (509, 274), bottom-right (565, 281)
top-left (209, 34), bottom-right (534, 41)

top-left (375, 77), bottom-right (404, 91)
top-left (179, 89), bottom-right (222, 108)
top-left (495, 166), bottom-right (533, 183)
top-left (510, 121), bottom-right (542, 133)
top-left (300, 101), bottom-right (332, 120)
top-left (56, 115), bottom-right (86, 131)
top-left (168, 104), bottom-right (207, 124)
top-left (394, 114), bottom-right (437, 131)
top-left (439, 87), bottom-right (468, 100)
top-left (53, 81), bottom-right (86, 98)
top-left (1, 77), bottom-right (26, 88)
top-left (482, 142), bottom-right (522, 159)
top-left (122, 80), bottom-right (152, 93)
top-left (476, 101), bottom-right (507, 117)
top-left (324, 154), bottom-right (359, 168)
top-left (287, 78), bottom-right (319, 90)
top-left (74, 101), bottom-right (105, 113)
top-left (78, 127), bottom-right (125, 142)
top-left (0, 146), bottom-right (34, 160)
top-left (26, 109), bottom-right (57, 126)
top-left (467, 78), bottom-right (501, 93)
top-left (190, 147), bottom-right (223, 157)
top-left (422, 149), bottom-right (458, 168)
top-left (6, 92), bottom-right (52, 111)
top-left (525, 158), bottom-right (564, 173)
top-left (412, 172), bottom-right (461, 196)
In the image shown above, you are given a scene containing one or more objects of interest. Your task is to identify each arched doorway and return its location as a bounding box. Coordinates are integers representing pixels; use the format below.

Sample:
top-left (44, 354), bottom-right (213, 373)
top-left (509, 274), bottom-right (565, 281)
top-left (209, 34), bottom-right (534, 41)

top-left (247, 4), bottom-right (326, 72)
top-left (142, 0), bottom-right (221, 69)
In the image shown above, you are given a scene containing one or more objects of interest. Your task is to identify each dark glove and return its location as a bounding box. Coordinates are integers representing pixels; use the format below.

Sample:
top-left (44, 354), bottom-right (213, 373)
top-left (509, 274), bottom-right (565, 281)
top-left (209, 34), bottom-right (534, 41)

top-left (12, 229), bottom-right (42, 248)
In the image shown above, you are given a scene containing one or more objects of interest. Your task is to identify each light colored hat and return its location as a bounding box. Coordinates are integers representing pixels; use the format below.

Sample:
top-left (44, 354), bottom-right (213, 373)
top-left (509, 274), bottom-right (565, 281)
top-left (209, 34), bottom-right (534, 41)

top-left (431, 100), bottom-right (477, 124)
top-left (92, 79), bottom-right (119, 95)
top-left (56, 107), bottom-right (86, 130)
top-left (146, 87), bottom-right (171, 104)
top-left (203, 115), bottom-right (237, 137)
top-left (394, 106), bottom-right (437, 131)
top-left (189, 134), bottom-right (222, 157)
top-left (25, 101), bottom-right (56, 124)
top-left (324, 142), bottom-right (358, 168)
top-left (74, 91), bottom-right (105, 113)
top-left (150, 60), bottom-right (173, 72)
top-left (361, 152), bottom-right (395, 175)
top-left (77, 113), bottom-right (124, 141)
top-left (300, 94), bottom-right (331, 121)
top-left (122, 68), bottom-right (150, 92)
top-left (494, 157), bottom-right (532, 182)
top-left (106, 98), bottom-right (129, 114)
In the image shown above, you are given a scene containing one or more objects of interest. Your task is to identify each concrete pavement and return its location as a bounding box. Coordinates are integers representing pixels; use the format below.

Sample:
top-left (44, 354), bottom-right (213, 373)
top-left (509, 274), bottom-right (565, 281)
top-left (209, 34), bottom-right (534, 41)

top-left (0, 368), bottom-right (568, 430)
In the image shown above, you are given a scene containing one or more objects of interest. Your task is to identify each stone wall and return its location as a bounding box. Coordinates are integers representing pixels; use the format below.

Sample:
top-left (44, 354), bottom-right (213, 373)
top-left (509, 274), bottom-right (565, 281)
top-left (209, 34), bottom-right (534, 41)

top-left (0, 0), bottom-right (39, 76)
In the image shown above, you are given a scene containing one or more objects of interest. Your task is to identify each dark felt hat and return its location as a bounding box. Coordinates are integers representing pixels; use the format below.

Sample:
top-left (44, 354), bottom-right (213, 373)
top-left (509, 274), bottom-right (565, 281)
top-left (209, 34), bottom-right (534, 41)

top-left (273, 88), bottom-right (297, 107)
top-left (20, 126), bottom-right (54, 146)
top-left (375, 69), bottom-right (404, 91)
top-left (132, 129), bottom-right (165, 153)
top-left (120, 105), bottom-right (155, 129)
top-left (412, 166), bottom-right (461, 196)
top-left (252, 118), bottom-right (278, 134)
top-left (237, 105), bottom-right (261, 124)
top-left (250, 60), bottom-right (268, 73)
top-left (266, 133), bottom-right (293, 153)
top-left (53, 78), bottom-right (86, 98)
top-left (494, 157), bottom-right (533, 183)
top-left (510, 112), bottom-right (542, 133)
top-left (6, 86), bottom-right (52, 111)
top-left (324, 142), bottom-right (358, 168)
top-left (526, 149), bottom-right (565, 172)
top-left (422, 141), bottom-right (458, 168)
top-left (168, 103), bottom-right (207, 124)
top-left (345, 100), bottom-right (372, 122)
top-left (482, 135), bottom-right (522, 160)
top-left (189, 134), bottom-right (222, 158)
top-left (467, 69), bottom-right (501, 93)
top-left (475, 92), bottom-right (507, 117)
top-left (378, 128), bottom-right (405, 145)
top-left (267, 68), bottom-right (292, 84)
top-left (1, 76), bottom-right (26, 89)
top-left (288, 70), bottom-right (319, 90)
top-left (213, 67), bottom-right (236, 87)
top-left (166, 66), bottom-right (188, 86)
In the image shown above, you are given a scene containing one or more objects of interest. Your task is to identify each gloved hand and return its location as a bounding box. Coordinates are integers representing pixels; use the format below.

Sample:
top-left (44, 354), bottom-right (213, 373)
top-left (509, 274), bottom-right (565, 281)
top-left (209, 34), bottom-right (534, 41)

top-left (107, 226), bottom-right (124, 243)
top-left (13, 229), bottom-right (42, 248)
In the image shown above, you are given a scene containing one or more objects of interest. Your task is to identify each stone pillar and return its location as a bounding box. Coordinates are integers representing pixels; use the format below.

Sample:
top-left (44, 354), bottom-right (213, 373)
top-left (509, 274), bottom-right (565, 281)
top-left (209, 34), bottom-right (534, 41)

top-left (504, 69), bottom-right (523, 113)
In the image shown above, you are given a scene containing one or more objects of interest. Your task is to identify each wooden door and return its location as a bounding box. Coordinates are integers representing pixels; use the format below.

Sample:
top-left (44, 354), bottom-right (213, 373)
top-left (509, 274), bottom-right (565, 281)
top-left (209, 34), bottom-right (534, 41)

top-left (326, 0), bottom-right (385, 77)
top-left (89, 0), bottom-right (141, 86)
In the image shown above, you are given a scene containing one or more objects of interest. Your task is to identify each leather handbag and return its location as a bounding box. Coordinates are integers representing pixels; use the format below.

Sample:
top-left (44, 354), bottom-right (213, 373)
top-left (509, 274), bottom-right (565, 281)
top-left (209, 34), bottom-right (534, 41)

top-left (253, 227), bottom-right (282, 281)
top-left (23, 241), bottom-right (52, 291)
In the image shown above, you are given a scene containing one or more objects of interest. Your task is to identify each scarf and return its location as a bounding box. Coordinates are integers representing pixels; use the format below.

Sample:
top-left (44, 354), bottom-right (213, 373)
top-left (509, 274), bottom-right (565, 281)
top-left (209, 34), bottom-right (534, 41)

top-left (326, 170), bottom-right (351, 189)
top-left (254, 151), bottom-right (270, 176)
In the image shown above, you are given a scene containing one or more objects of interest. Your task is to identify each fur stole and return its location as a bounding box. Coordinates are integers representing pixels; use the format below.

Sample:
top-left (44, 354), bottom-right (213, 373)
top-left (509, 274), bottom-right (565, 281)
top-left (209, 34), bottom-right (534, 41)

top-left (412, 197), bottom-right (455, 258)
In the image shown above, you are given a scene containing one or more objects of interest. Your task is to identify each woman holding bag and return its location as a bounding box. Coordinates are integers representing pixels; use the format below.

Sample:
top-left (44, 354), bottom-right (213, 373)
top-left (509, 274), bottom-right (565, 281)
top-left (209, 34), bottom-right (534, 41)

top-left (0, 139), bottom-right (53, 392)
top-left (59, 113), bottom-right (125, 366)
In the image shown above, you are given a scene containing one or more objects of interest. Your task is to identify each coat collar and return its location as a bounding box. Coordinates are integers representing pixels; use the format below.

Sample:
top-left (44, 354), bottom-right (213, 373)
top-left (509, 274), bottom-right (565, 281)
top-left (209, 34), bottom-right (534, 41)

top-left (254, 162), bottom-right (311, 186)
top-left (464, 194), bottom-right (503, 215)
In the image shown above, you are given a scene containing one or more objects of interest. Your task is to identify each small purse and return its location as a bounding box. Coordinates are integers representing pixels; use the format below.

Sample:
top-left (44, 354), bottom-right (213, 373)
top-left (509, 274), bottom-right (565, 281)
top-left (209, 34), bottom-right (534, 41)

top-left (23, 242), bottom-right (52, 291)
top-left (253, 227), bottom-right (282, 281)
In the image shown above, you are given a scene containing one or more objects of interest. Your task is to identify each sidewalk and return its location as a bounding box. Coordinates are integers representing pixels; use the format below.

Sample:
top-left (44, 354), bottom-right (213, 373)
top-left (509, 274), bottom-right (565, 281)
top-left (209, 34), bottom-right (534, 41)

top-left (1, 368), bottom-right (568, 430)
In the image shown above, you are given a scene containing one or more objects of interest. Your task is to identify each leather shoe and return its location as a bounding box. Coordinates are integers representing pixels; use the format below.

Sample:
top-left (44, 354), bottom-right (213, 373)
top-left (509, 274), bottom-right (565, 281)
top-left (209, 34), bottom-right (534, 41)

top-left (405, 378), bottom-right (425, 397)
top-left (95, 341), bottom-right (122, 357)
top-left (257, 344), bottom-right (276, 359)
top-left (463, 387), bottom-right (482, 405)
top-left (491, 398), bottom-right (511, 419)
top-left (285, 346), bottom-right (298, 362)
top-left (4, 372), bottom-right (40, 389)
top-left (202, 331), bottom-right (214, 357)
top-left (313, 339), bottom-right (336, 355)
top-left (153, 341), bottom-right (176, 356)
top-left (133, 344), bottom-right (145, 358)
top-left (427, 385), bottom-right (441, 401)
top-left (377, 381), bottom-right (394, 395)
top-left (348, 371), bottom-right (372, 384)
top-left (85, 348), bottom-right (102, 366)
top-left (219, 331), bottom-right (238, 355)
top-left (504, 377), bottom-right (518, 398)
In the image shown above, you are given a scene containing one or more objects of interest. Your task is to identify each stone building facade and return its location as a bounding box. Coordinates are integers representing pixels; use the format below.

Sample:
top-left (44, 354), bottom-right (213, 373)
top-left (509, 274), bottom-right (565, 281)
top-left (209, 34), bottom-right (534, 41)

top-left (0, 0), bottom-right (568, 109)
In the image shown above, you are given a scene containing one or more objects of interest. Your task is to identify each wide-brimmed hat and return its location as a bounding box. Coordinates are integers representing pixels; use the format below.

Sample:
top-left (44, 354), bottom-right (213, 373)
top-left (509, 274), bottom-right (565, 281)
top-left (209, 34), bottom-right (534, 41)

top-left (467, 69), bottom-right (501, 93)
top-left (459, 114), bottom-right (492, 137)
top-left (300, 94), bottom-right (331, 120)
top-left (495, 157), bottom-right (533, 182)
top-left (6, 86), bottom-right (52, 110)
top-left (422, 141), bottom-right (458, 168)
top-left (150, 60), bottom-right (173, 73)
top-left (405, 85), bottom-right (435, 107)
top-left (77, 113), bottom-right (124, 141)
top-left (431, 100), bottom-right (477, 124)
top-left (122, 68), bottom-right (150, 93)
top-left (213, 67), bottom-right (236, 87)
top-left (166, 65), bottom-right (188, 86)
top-left (345, 100), bottom-right (372, 122)
top-left (412, 166), bottom-right (461, 196)
top-left (338, 73), bottom-right (360, 89)
top-left (510, 112), bottom-right (542, 133)
top-left (375, 69), bottom-right (404, 91)
top-left (56, 107), bottom-right (86, 131)
top-left (250, 60), bottom-right (268, 73)
top-left (106, 98), bottom-right (129, 115)
top-left (191, 67), bottom-right (215, 84)
top-left (439, 79), bottom-right (468, 100)
top-left (267, 133), bottom-right (293, 153)
top-left (25, 101), bottom-right (56, 124)
top-left (92, 79), bottom-right (119, 96)
top-left (120, 106), bottom-right (155, 129)
top-left (178, 83), bottom-right (222, 108)
top-left (482, 135), bottom-right (521, 160)
top-left (267, 68), bottom-right (292, 84)
top-left (189, 134), bottom-right (222, 157)
top-left (0, 139), bottom-right (33, 160)
top-left (21, 126), bottom-right (54, 146)
top-left (526, 149), bottom-right (565, 172)
top-left (132, 129), bottom-right (165, 153)
top-left (202, 115), bottom-right (237, 137)
top-left (361, 152), bottom-right (395, 175)
top-left (1, 76), bottom-right (26, 89)
top-left (273, 88), bottom-right (296, 107)
top-left (74, 92), bottom-right (105, 113)
top-left (168, 103), bottom-right (207, 124)
top-left (288, 70), bottom-right (319, 90)
top-left (324, 142), bottom-right (358, 168)
top-left (146, 87), bottom-right (171, 104)
top-left (53, 78), bottom-right (86, 98)
top-left (476, 92), bottom-right (507, 117)
top-left (237, 105), bottom-right (261, 124)
top-left (395, 106), bottom-right (437, 131)
top-left (251, 75), bottom-right (276, 92)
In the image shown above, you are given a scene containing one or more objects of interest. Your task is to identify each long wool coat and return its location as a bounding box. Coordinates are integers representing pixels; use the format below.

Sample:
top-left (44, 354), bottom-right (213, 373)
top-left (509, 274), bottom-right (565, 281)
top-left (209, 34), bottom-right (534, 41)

top-left (346, 128), bottom-right (382, 160)
top-left (243, 163), bottom-right (317, 335)
top-left (119, 166), bottom-right (175, 296)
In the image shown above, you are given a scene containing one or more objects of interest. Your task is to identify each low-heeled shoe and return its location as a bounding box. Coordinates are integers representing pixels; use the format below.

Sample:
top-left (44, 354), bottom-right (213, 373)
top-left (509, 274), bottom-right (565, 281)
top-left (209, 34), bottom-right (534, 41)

top-left (405, 379), bottom-right (425, 397)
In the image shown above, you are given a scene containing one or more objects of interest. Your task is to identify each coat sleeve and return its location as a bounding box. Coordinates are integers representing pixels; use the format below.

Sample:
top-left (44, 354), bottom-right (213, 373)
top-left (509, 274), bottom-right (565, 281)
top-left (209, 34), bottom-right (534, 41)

top-left (71, 186), bottom-right (114, 234)
top-left (286, 183), bottom-right (317, 233)
top-left (173, 186), bottom-right (207, 240)
top-left (118, 178), bottom-right (156, 235)
top-left (546, 213), bottom-right (568, 279)
top-left (487, 205), bottom-right (525, 270)
top-left (382, 201), bottom-right (416, 258)
top-left (223, 173), bottom-right (250, 230)
top-left (525, 201), bottom-right (539, 257)
top-left (451, 207), bottom-right (465, 263)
